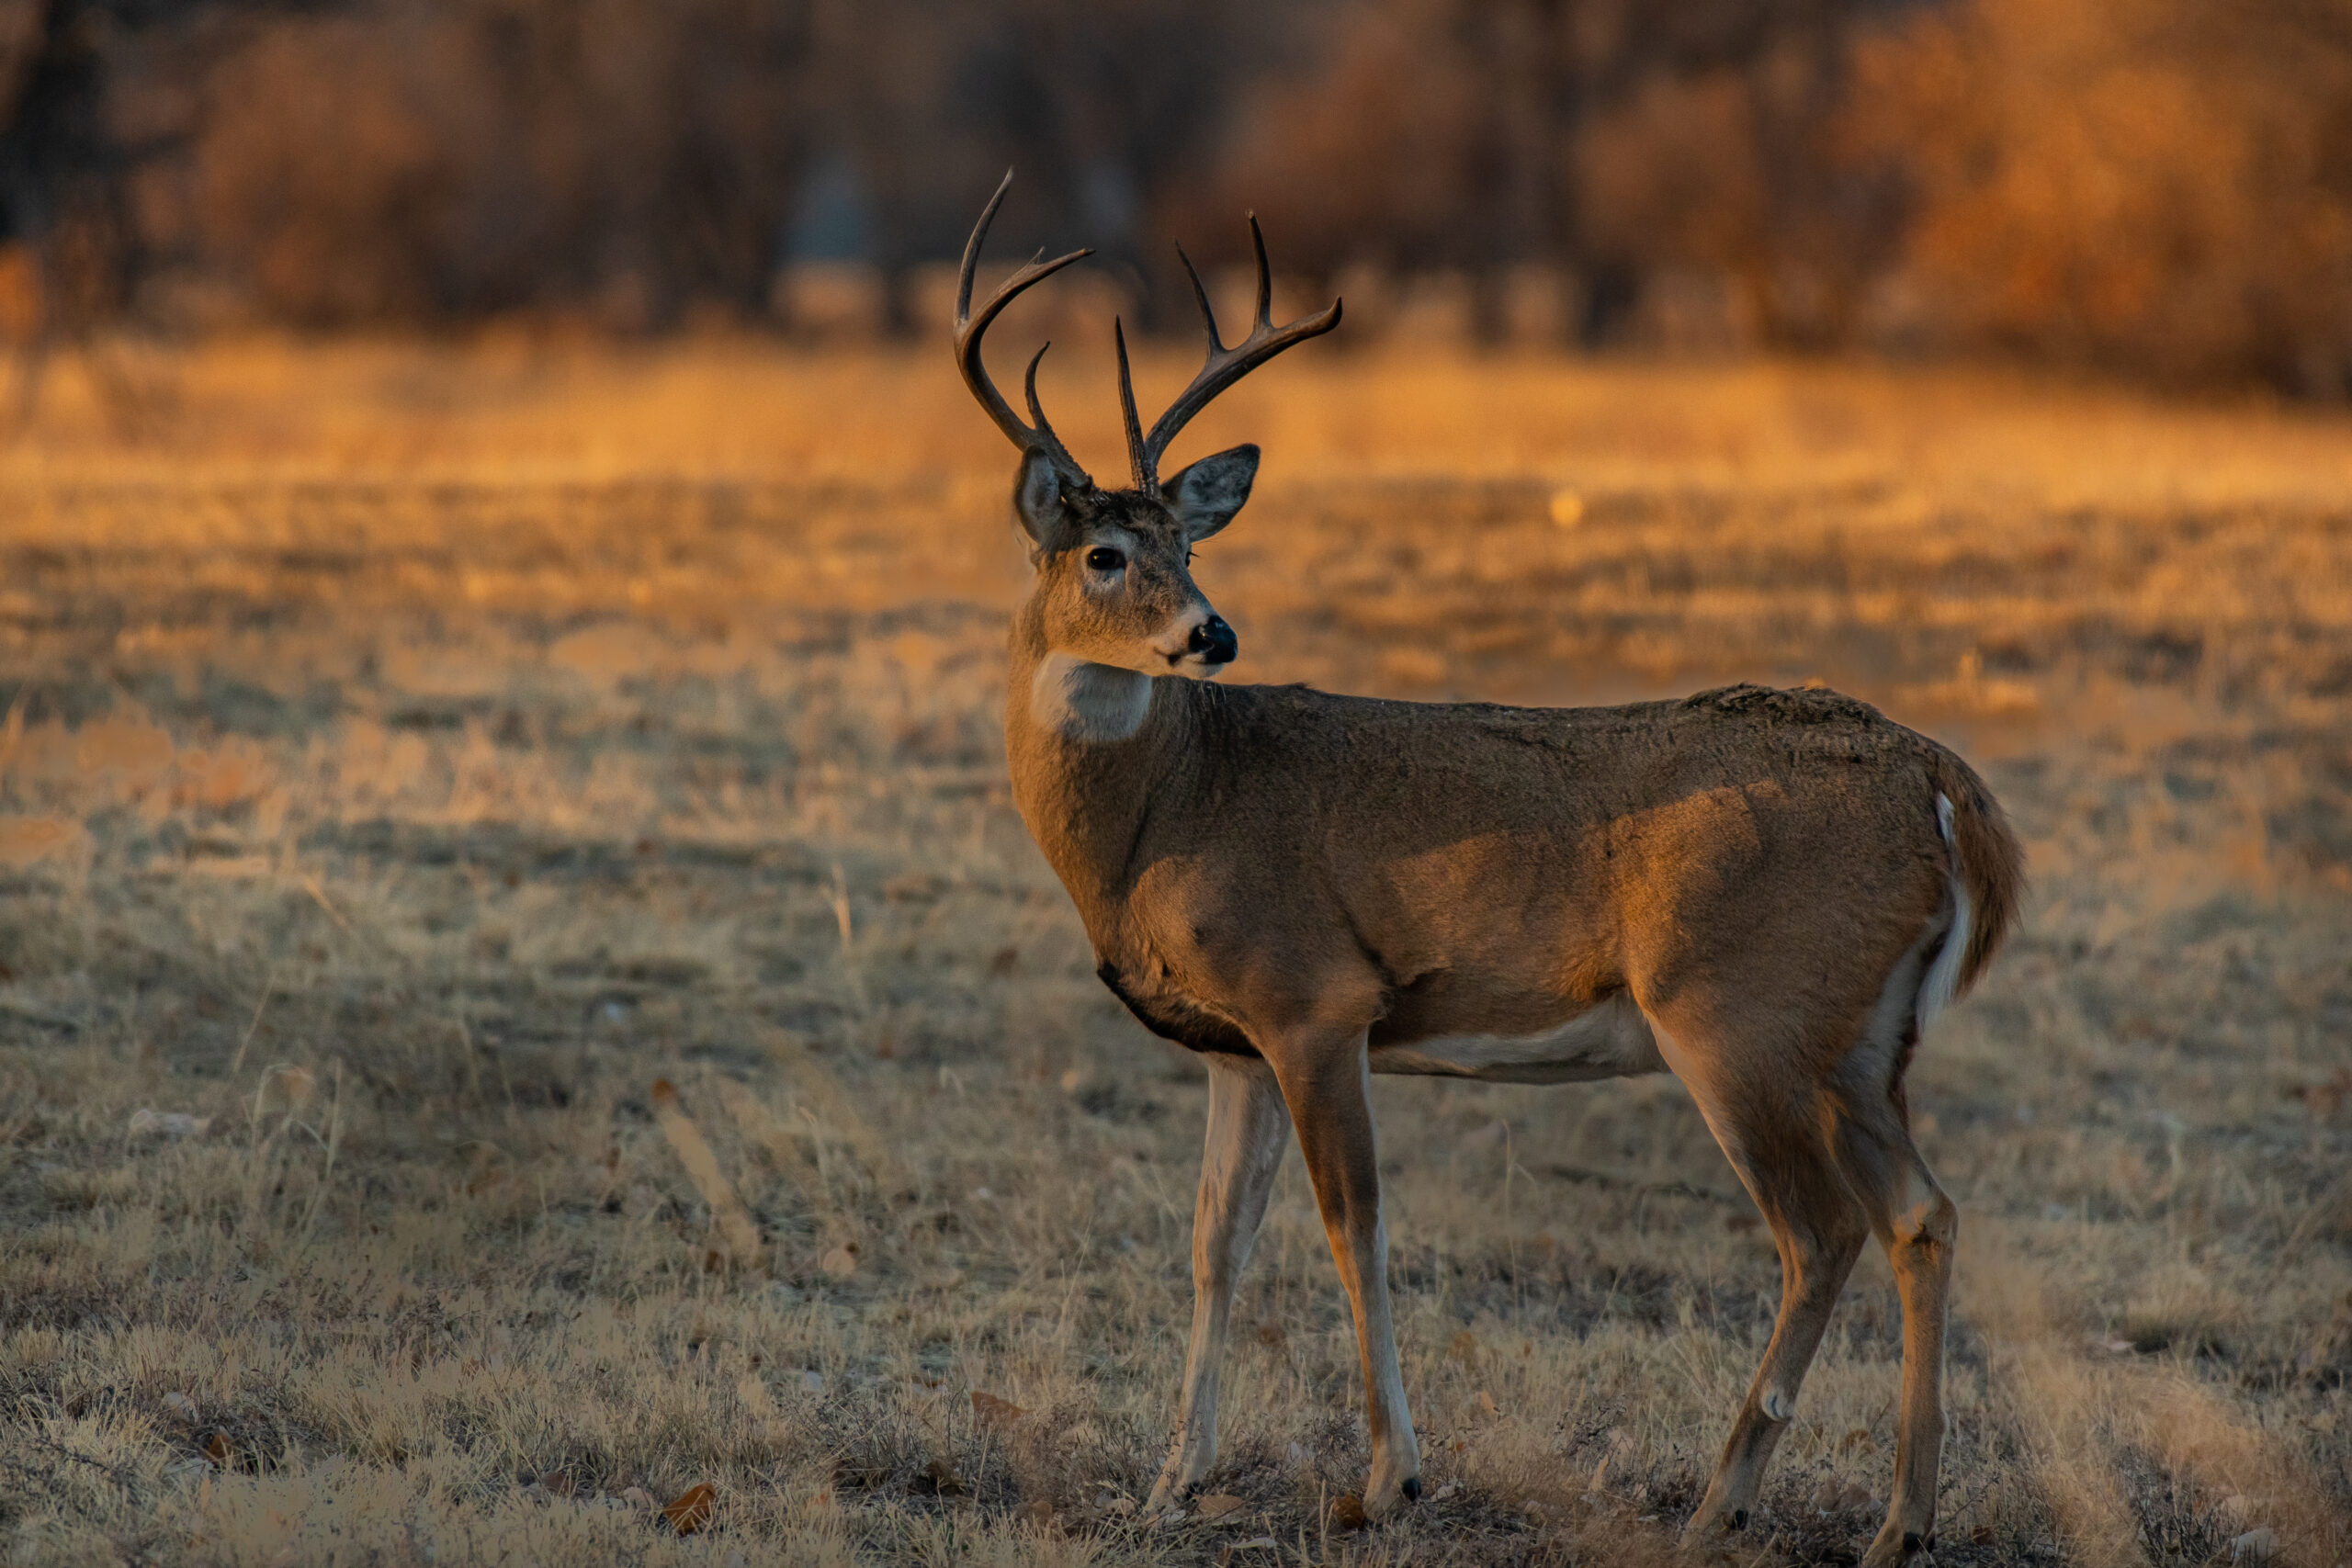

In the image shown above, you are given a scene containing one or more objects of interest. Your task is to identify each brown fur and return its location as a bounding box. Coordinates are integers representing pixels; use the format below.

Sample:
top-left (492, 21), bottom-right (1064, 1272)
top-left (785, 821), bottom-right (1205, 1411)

top-left (1012, 660), bottom-right (2018, 1065)
top-left (965, 180), bottom-right (2021, 1552)
top-left (993, 470), bottom-right (2022, 1562)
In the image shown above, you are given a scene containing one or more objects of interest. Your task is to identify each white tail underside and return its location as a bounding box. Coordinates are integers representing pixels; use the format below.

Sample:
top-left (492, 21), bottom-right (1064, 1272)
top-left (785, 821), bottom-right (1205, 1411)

top-left (1917, 792), bottom-right (1971, 1033)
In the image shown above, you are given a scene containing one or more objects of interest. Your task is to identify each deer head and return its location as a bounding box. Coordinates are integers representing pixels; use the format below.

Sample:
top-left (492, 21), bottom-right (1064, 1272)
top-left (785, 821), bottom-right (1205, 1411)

top-left (956, 171), bottom-right (1340, 684)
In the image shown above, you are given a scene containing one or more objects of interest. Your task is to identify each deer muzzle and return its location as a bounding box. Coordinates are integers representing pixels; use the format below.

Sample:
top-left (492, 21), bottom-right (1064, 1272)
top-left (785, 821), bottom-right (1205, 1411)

top-left (1187, 615), bottom-right (1238, 667)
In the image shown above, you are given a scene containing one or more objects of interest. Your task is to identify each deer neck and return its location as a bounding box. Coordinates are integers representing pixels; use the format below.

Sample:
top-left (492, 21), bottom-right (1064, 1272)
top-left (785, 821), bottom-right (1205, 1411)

top-left (1003, 608), bottom-right (1196, 909)
top-left (1027, 650), bottom-right (1153, 743)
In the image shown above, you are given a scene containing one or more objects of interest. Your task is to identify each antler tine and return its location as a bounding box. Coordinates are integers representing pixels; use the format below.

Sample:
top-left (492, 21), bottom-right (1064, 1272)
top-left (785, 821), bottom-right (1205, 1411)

top-left (1136, 216), bottom-right (1340, 494)
top-left (1114, 320), bottom-right (1148, 491)
top-left (1249, 213), bottom-right (1272, 332)
top-left (955, 170), bottom-right (1094, 486)
top-left (1174, 243), bottom-right (1228, 355)
top-left (1021, 343), bottom-right (1056, 432)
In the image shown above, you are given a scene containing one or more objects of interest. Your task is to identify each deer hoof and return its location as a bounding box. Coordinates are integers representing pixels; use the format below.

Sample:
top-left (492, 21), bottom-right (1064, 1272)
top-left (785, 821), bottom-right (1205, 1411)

top-left (1361, 1473), bottom-right (1419, 1520)
top-left (1858, 1524), bottom-right (1932, 1567)
top-left (1140, 1471), bottom-right (1193, 1518)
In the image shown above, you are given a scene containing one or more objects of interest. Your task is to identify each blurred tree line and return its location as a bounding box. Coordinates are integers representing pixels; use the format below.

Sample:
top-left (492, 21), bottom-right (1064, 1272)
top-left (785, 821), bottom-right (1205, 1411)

top-left (0, 0), bottom-right (2346, 390)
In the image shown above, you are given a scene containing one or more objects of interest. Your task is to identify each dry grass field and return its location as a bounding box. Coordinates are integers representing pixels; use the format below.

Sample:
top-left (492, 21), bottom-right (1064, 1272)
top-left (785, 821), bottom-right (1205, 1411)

top-left (1, 337), bottom-right (2349, 1567)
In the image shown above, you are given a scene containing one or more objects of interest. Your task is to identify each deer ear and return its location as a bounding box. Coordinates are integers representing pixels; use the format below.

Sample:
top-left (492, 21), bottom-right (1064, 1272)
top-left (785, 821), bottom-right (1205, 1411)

top-left (1165, 445), bottom-right (1259, 541)
top-left (1012, 451), bottom-right (1071, 549)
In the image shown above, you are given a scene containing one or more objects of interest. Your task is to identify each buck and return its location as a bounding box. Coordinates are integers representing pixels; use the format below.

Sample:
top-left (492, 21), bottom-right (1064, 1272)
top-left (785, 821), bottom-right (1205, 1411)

top-left (956, 174), bottom-right (2021, 1565)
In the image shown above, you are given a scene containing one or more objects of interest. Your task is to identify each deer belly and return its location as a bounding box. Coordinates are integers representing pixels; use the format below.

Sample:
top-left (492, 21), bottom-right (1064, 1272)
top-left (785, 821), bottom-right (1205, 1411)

top-left (1369, 992), bottom-right (1663, 1083)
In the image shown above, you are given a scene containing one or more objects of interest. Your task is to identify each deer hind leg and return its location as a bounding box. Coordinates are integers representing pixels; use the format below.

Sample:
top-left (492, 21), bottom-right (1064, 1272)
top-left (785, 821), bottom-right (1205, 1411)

top-left (1268, 1031), bottom-right (1421, 1517)
top-left (1833, 1090), bottom-right (1957, 1567)
top-left (1146, 1054), bottom-right (1292, 1514)
top-left (1670, 1060), bottom-right (1871, 1541)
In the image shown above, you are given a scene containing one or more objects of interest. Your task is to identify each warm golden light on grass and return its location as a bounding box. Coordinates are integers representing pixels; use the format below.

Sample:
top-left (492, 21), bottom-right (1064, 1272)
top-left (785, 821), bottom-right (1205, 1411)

top-left (0, 340), bottom-right (2346, 1564)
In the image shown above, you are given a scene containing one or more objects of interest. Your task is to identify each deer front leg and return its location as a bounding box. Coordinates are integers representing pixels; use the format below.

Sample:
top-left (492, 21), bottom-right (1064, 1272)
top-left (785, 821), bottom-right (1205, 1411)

top-left (1269, 1032), bottom-right (1421, 1517)
top-left (1145, 1053), bottom-right (1292, 1515)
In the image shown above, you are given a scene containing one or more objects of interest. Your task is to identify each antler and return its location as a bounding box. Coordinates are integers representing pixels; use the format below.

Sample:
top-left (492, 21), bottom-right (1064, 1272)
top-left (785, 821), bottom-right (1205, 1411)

top-left (956, 171), bottom-right (1095, 488)
top-left (1117, 215), bottom-right (1341, 494)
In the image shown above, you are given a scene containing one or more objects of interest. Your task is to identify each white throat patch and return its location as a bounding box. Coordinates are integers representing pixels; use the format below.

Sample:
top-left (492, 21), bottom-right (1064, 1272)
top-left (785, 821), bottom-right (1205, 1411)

top-left (1030, 652), bottom-right (1152, 742)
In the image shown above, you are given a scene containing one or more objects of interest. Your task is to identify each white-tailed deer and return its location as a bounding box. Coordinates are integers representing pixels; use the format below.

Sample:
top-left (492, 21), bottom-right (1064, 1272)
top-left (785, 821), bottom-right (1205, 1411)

top-left (956, 173), bottom-right (2022, 1565)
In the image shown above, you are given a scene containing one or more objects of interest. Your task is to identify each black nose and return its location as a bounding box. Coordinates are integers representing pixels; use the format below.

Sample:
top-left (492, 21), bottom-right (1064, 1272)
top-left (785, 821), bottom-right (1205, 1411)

top-left (1189, 615), bottom-right (1238, 664)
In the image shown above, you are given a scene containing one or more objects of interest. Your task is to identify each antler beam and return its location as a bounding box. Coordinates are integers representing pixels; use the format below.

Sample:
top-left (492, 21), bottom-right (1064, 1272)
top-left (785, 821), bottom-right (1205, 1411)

top-left (956, 171), bottom-right (1095, 488)
top-left (1118, 215), bottom-right (1341, 494)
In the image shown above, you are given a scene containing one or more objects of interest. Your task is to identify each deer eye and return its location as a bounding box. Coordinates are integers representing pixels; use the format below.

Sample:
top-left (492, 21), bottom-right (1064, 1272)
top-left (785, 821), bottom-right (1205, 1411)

top-left (1085, 547), bottom-right (1125, 572)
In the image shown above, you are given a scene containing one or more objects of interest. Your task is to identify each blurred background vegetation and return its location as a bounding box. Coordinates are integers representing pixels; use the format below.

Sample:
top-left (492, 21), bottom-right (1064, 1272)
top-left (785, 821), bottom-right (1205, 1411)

top-left (0, 0), bottom-right (2346, 392)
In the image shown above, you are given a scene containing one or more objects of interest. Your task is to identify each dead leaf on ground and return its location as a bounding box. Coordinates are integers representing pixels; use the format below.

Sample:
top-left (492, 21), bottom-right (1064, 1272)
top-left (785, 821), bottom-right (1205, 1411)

top-left (1811, 1477), bottom-right (1875, 1512)
top-left (618, 1485), bottom-right (656, 1510)
top-left (1016, 1498), bottom-right (1053, 1526)
top-left (202, 1430), bottom-right (232, 1466)
top-left (161, 1391), bottom-right (198, 1423)
top-left (820, 1244), bottom-right (857, 1278)
top-left (2290, 1067), bottom-right (2352, 1119)
top-left (662, 1482), bottom-right (716, 1533)
top-left (970, 1390), bottom-right (1026, 1430)
top-left (1329, 1494), bottom-right (1368, 1530)
top-left (1195, 1492), bottom-right (1246, 1519)
top-left (1256, 1320), bottom-right (1284, 1347)
top-left (1472, 1389), bottom-right (1500, 1419)
top-left (257, 1065), bottom-right (315, 1115)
